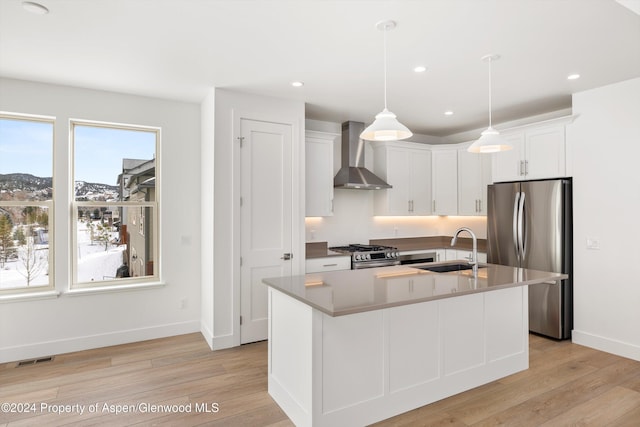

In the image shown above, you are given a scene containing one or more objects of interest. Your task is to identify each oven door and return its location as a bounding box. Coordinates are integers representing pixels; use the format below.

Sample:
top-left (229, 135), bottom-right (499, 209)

top-left (353, 259), bottom-right (401, 269)
top-left (397, 252), bottom-right (436, 265)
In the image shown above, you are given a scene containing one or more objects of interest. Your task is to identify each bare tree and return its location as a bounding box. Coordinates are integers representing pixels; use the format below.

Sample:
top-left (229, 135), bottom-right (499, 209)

top-left (17, 237), bottom-right (48, 286)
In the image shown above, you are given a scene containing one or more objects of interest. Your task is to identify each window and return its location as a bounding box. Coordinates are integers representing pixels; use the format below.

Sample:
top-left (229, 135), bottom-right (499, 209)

top-left (0, 113), bottom-right (54, 294)
top-left (71, 121), bottom-right (159, 288)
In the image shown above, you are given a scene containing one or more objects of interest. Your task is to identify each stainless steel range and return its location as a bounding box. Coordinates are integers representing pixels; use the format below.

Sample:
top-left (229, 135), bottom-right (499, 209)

top-left (329, 244), bottom-right (400, 269)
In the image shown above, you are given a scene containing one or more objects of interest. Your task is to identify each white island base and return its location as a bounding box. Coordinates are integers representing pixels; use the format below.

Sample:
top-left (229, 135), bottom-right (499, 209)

top-left (268, 286), bottom-right (529, 426)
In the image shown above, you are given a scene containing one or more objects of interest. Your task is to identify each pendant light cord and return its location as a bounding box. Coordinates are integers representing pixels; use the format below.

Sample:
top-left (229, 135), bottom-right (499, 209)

top-left (488, 57), bottom-right (492, 128)
top-left (383, 25), bottom-right (388, 110)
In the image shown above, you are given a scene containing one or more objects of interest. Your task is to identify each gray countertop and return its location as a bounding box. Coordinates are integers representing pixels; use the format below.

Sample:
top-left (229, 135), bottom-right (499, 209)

top-left (263, 261), bottom-right (568, 316)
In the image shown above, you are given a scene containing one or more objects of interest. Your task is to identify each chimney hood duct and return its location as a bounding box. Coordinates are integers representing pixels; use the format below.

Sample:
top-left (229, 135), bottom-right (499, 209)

top-left (333, 121), bottom-right (392, 190)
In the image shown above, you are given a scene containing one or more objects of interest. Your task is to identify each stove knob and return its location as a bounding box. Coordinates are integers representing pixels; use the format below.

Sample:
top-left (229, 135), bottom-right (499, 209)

top-left (386, 252), bottom-right (391, 258)
top-left (366, 254), bottom-right (371, 260)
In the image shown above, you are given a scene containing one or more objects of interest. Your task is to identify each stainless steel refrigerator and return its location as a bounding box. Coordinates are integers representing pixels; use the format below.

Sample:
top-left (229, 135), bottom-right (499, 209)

top-left (487, 178), bottom-right (572, 340)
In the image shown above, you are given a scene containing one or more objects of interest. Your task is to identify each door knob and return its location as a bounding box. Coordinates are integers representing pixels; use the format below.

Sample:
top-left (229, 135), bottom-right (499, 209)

top-left (281, 253), bottom-right (292, 260)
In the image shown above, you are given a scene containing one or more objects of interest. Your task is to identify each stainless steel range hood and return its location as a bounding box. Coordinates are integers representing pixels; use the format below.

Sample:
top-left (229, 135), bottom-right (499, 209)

top-left (333, 121), bottom-right (392, 190)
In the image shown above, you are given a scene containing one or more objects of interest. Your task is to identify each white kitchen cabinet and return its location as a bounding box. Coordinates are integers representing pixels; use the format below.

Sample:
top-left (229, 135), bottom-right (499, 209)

top-left (373, 142), bottom-right (432, 216)
top-left (305, 256), bottom-right (351, 273)
top-left (492, 116), bottom-right (574, 183)
top-left (305, 130), bottom-right (338, 217)
top-left (431, 149), bottom-right (458, 215)
top-left (458, 146), bottom-right (492, 215)
top-left (446, 249), bottom-right (487, 263)
top-left (456, 250), bottom-right (487, 264)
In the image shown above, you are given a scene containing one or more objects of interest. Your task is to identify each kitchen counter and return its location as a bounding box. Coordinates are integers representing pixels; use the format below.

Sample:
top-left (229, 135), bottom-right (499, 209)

top-left (265, 261), bottom-right (568, 427)
top-left (370, 235), bottom-right (488, 252)
top-left (305, 236), bottom-right (488, 260)
top-left (263, 262), bottom-right (566, 317)
top-left (305, 241), bottom-right (347, 258)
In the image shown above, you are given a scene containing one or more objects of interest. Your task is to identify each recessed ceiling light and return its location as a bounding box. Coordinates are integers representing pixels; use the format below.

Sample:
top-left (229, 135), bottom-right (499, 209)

top-left (22, 1), bottom-right (49, 14)
top-left (444, 111), bottom-right (454, 116)
top-left (414, 66), bottom-right (427, 73)
top-left (567, 74), bottom-right (580, 80)
top-left (291, 81), bottom-right (304, 87)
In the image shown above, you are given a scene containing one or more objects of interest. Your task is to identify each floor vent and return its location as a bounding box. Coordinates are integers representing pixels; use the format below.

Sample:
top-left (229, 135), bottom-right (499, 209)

top-left (16, 356), bottom-right (54, 367)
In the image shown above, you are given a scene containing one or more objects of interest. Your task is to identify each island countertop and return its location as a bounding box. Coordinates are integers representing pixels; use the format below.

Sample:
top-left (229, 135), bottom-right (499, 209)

top-left (263, 261), bottom-right (568, 317)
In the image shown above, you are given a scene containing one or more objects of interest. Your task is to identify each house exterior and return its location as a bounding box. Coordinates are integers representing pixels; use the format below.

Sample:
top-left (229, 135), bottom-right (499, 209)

top-left (119, 158), bottom-right (156, 278)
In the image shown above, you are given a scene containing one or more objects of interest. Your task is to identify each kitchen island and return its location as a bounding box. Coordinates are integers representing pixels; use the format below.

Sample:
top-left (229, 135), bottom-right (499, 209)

top-left (263, 263), bottom-right (567, 427)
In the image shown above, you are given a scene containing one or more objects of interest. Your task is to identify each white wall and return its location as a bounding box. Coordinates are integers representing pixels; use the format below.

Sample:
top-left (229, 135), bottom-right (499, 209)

top-left (569, 77), bottom-right (640, 361)
top-left (0, 78), bottom-right (202, 363)
top-left (207, 89), bottom-right (304, 349)
top-left (200, 89), bottom-right (215, 349)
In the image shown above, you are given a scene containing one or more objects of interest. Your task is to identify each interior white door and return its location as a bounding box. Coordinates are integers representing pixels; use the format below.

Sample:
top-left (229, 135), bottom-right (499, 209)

top-left (240, 118), bottom-right (292, 344)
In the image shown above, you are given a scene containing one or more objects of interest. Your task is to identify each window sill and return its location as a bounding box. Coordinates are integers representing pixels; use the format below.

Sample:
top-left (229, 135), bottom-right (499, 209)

top-left (0, 290), bottom-right (61, 303)
top-left (65, 281), bottom-right (166, 296)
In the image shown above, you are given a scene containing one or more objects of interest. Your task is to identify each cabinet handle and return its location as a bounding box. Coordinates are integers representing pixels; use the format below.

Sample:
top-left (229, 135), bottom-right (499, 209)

top-left (479, 199), bottom-right (482, 212)
top-left (323, 263), bottom-right (338, 267)
top-left (475, 199), bottom-right (479, 212)
top-left (525, 160), bottom-right (529, 176)
top-left (410, 200), bottom-right (414, 212)
top-left (331, 199), bottom-right (334, 213)
top-left (432, 200), bottom-right (436, 212)
top-left (519, 160), bottom-right (525, 176)
top-left (408, 200), bottom-right (412, 212)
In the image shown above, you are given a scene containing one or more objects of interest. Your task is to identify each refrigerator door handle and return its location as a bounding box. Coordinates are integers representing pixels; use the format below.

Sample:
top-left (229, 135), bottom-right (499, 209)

top-left (513, 192), bottom-right (521, 262)
top-left (518, 191), bottom-right (526, 261)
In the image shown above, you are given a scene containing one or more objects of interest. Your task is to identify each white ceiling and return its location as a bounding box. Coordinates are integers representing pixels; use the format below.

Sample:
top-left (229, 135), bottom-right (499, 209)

top-left (1, 0), bottom-right (639, 137)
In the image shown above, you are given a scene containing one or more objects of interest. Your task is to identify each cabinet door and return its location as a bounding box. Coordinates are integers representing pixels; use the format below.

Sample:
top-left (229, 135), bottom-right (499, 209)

top-left (432, 150), bottom-right (458, 215)
top-left (525, 125), bottom-right (565, 179)
top-left (457, 149), bottom-right (482, 215)
top-left (410, 149), bottom-right (432, 215)
top-left (373, 144), bottom-right (431, 216)
top-left (305, 133), bottom-right (336, 217)
top-left (492, 133), bottom-right (525, 183)
top-left (385, 148), bottom-right (412, 215)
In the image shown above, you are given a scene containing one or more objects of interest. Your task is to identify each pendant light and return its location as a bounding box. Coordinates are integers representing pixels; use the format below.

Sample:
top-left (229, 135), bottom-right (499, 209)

top-left (468, 54), bottom-right (512, 153)
top-left (360, 20), bottom-right (412, 142)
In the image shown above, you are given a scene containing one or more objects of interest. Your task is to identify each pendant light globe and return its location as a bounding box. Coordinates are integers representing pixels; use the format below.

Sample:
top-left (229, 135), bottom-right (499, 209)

top-left (360, 20), bottom-right (412, 142)
top-left (468, 54), bottom-right (512, 153)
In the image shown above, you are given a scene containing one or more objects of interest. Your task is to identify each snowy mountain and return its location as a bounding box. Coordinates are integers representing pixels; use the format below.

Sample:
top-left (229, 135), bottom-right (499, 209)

top-left (74, 181), bottom-right (119, 201)
top-left (0, 173), bottom-right (119, 201)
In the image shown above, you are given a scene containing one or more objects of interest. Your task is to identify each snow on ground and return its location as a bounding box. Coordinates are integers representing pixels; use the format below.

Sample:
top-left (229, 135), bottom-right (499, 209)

top-left (0, 220), bottom-right (125, 290)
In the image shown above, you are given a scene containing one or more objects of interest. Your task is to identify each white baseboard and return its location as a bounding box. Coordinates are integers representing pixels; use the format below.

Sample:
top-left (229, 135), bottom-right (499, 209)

top-left (0, 320), bottom-right (200, 364)
top-left (572, 330), bottom-right (640, 362)
top-left (200, 321), bottom-right (214, 350)
top-left (211, 333), bottom-right (239, 350)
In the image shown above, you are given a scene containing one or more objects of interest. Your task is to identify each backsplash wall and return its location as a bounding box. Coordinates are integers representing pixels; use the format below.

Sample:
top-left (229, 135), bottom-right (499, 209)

top-left (305, 188), bottom-right (487, 246)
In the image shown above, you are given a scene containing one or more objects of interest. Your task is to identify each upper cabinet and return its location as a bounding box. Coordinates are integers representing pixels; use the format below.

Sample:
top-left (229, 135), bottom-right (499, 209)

top-left (305, 130), bottom-right (338, 217)
top-left (373, 141), bottom-right (432, 215)
top-left (492, 116), bottom-right (574, 183)
top-left (431, 149), bottom-right (458, 215)
top-left (458, 146), bottom-right (492, 215)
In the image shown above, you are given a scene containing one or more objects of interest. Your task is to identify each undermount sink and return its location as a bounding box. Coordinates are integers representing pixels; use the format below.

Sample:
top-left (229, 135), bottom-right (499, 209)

top-left (414, 263), bottom-right (474, 273)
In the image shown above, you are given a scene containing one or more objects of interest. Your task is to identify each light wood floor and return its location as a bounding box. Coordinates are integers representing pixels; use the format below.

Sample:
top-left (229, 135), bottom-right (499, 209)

top-left (1, 333), bottom-right (639, 426)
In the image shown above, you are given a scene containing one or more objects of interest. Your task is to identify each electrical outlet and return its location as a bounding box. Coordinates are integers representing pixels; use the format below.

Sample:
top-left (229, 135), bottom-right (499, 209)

top-left (586, 238), bottom-right (600, 250)
top-left (180, 298), bottom-right (188, 309)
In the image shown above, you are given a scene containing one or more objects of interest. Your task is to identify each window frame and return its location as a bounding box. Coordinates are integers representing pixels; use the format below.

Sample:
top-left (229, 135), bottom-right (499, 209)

top-left (0, 112), bottom-right (56, 296)
top-left (70, 119), bottom-right (161, 290)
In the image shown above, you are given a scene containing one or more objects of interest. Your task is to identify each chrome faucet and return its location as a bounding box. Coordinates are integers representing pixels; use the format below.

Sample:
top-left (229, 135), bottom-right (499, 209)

top-left (451, 227), bottom-right (478, 275)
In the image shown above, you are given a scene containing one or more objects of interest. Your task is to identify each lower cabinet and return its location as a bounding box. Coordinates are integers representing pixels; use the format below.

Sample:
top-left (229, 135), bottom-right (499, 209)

top-left (305, 256), bottom-right (351, 273)
top-left (446, 249), bottom-right (487, 263)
